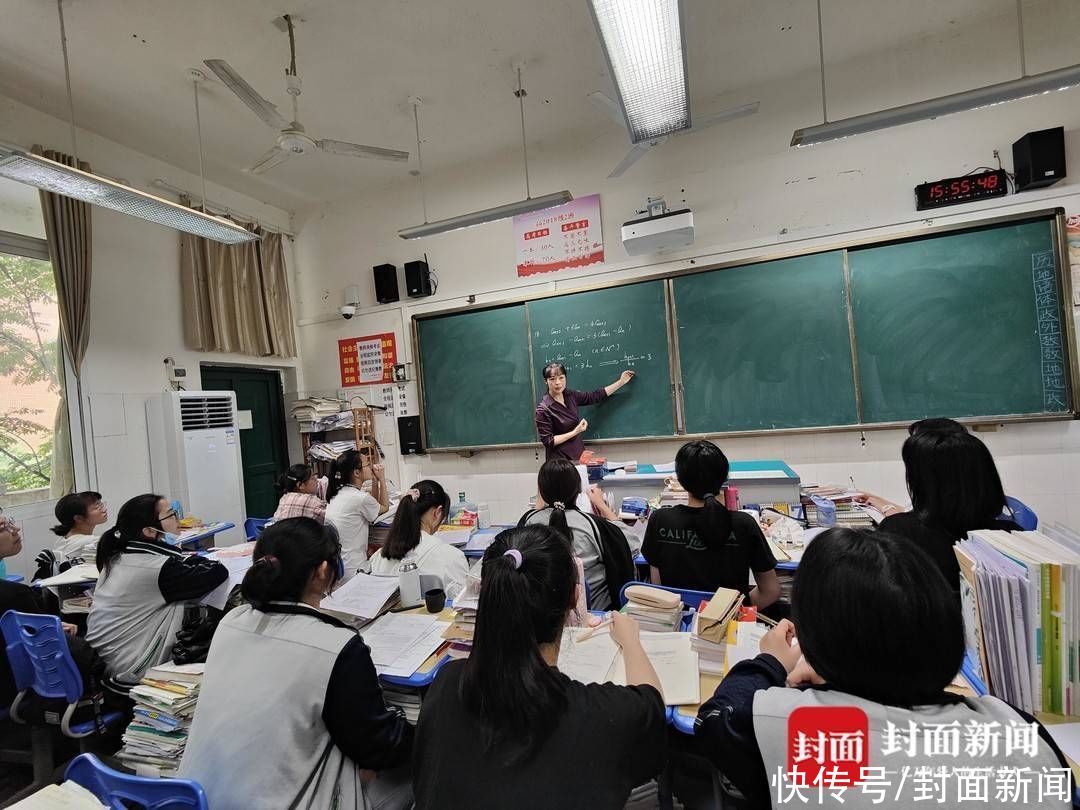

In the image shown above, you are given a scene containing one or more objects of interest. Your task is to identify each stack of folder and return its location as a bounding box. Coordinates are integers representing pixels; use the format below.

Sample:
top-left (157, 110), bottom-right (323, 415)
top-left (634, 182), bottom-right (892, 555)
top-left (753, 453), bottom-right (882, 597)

top-left (956, 526), bottom-right (1080, 716)
top-left (623, 585), bottom-right (683, 632)
top-left (117, 663), bottom-right (204, 774)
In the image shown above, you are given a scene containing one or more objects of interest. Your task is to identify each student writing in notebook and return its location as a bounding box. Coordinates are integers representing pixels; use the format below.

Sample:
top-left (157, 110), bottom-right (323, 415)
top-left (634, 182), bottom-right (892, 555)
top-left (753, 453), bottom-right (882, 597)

top-left (696, 528), bottom-right (1071, 809)
top-left (179, 518), bottom-right (413, 810)
top-left (877, 426), bottom-right (1019, 595)
top-left (412, 525), bottom-right (668, 810)
top-left (643, 440), bottom-right (780, 606)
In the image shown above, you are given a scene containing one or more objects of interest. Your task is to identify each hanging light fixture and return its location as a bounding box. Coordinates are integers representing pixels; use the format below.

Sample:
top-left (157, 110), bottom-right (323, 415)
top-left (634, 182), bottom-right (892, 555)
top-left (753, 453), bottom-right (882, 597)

top-left (0, 1), bottom-right (255, 244)
top-left (791, 0), bottom-right (1080, 147)
top-left (398, 66), bottom-right (572, 240)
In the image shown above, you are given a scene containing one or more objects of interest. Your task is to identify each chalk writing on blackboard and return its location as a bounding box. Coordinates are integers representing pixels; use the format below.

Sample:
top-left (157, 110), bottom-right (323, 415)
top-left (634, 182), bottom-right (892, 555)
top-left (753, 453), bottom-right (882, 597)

top-left (1031, 250), bottom-right (1068, 412)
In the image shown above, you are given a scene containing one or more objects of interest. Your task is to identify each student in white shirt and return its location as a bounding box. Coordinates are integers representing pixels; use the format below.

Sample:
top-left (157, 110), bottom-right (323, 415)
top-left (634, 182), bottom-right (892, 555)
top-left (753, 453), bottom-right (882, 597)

top-left (368, 480), bottom-right (468, 598)
top-left (51, 491), bottom-right (108, 561)
top-left (324, 450), bottom-right (389, 577)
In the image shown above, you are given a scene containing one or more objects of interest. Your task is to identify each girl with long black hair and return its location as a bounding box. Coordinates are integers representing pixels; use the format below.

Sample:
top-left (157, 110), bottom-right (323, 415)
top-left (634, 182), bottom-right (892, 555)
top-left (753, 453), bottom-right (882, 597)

top-left (413, 524), bottom-right (667, 810)
top-left (324, 449), bottom-right (389, 577)
top-left (642, 440), bottom-right (780, 605)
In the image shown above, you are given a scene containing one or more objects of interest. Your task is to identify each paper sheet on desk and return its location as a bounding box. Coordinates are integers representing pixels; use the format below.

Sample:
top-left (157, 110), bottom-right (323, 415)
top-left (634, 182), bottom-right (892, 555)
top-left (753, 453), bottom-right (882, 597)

top-left (37, 563), bottom-right (98, 588)
top-left (560, 628), bottom-right (700, 705)
top-left (362, 614), bottom-right (450, 677)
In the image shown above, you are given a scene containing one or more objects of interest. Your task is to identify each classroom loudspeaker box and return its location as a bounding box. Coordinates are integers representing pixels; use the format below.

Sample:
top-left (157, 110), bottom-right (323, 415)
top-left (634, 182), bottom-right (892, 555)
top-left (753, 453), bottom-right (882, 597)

top-left (373, 264), bottom-right (399, 304)
top-left (405, 260), bottom-right (433, 298)
top-left (398, 415), bottom-right (424, 455)
top-left (1013, 126), bottom-right (1066, 191)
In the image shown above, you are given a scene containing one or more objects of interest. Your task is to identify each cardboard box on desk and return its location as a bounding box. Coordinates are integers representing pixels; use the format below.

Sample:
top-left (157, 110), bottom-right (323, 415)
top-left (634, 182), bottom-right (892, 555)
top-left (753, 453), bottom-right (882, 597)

top-left (694, 586), bottom-right (743, 644)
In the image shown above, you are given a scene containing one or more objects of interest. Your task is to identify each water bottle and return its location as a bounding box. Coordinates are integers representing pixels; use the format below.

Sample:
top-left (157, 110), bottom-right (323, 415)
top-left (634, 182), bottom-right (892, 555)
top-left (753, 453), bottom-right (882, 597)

top-left (399, 557), bottom-right (422, 607)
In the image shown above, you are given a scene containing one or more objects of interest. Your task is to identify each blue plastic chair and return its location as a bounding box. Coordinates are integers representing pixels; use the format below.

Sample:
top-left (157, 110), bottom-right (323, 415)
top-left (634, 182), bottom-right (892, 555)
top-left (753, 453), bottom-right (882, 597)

top-left (243, 517), bottom-right (271, 541)
top-left (65, 753), bottom-right (209, 810)
top-left (1003, 496), bottom-right (1038, 531)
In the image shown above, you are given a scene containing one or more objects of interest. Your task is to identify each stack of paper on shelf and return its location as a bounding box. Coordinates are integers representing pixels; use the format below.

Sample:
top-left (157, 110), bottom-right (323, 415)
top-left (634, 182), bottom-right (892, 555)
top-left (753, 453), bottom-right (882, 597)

top-left (290, 397), bottom-right (343, 422)
top-left (559, 628), bottom-right (700, 705)
top-left (312, 410), bottom-right (353, 431)
top-left (956, 529), bottom-right (1080, 716)
top-left (307, 440), bottom-right (357, 462)
top-left (117, 663), bottom-right (204, 774)
top-left (623, 585), bottom-right (683, 632)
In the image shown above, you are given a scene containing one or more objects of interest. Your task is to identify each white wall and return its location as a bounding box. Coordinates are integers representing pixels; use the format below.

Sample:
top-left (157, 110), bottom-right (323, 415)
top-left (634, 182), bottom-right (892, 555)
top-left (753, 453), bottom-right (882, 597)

top-left (291, 12), bottom-right (1080, 530)
top-left (0, 93), bottom-right (304, 576)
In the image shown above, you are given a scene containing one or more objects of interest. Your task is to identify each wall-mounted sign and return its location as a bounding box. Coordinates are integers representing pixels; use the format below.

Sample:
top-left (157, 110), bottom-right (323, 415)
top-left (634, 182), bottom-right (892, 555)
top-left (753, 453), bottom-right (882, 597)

top-left (515, 193), bottom-right (604, 277)
top-left (338, 332), bottom-right (396, 387)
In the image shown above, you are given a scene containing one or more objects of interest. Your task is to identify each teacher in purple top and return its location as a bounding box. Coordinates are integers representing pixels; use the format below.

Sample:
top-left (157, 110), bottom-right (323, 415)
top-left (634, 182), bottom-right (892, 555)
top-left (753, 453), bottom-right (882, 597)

top-left (535, 362), bottom-right (636, 461)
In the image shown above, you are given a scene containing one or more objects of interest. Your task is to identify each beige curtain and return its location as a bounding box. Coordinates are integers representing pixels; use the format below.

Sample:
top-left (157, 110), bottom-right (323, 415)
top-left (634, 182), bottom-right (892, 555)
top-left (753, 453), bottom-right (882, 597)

top-left (180, 216), bottom-right (296, 358)
top-left (33, 146), bottom-right (91, 497)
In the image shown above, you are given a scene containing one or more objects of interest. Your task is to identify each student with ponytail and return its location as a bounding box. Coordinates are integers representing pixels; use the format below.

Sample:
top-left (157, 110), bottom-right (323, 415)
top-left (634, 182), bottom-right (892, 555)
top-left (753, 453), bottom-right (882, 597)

top-left (367, 479), bottom-right (468, 597)
top-left (413, 525), bottom-right (667, 810)
top-left (643, 440), bottom-right (780, 606)
top-left (85, 494), bottom-right (228, 688)
top-left (520, 458), bottom-right (635, 610)
top-left (324, 449), bottom-right (389, 577)
top-left (180, 518), bottom-right (413, 810)
top-left (272, 463), bottom-right (327, 523)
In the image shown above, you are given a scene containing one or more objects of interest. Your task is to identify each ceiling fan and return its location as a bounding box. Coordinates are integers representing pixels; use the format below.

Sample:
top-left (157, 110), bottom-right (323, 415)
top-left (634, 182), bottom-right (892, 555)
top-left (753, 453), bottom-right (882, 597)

top-left (203, 15), bottom-right (408, 175)
top-left (588, 91), bottom-right (760, 178)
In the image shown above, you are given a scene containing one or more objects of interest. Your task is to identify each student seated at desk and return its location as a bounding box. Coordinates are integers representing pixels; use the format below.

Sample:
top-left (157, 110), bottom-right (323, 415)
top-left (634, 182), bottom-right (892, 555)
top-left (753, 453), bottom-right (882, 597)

top-left (33, 491), bottom-right (109, 579)
top-left (643, 440), bottom-right (780, 607)
top-left (85, 494), bottom-right (228, 691)
top-left (877, 427), bottom-right (1019, 595)
top-left (179, 518), bottom-right (413, 810)
top-left (325, 450), bottom-right (389, 576)
top-left (0, 513), bottom-right (102, 713)
top-left (413, 525), bottom-right (667, 810)
top-left (272, 463), bottom-right (327, 524)
top-left (696, 528), bottom-right (1071, 809)
top-left (520, 458), bottom-right (636, 610)
top-left (367, 480), bottom-right (468, 598)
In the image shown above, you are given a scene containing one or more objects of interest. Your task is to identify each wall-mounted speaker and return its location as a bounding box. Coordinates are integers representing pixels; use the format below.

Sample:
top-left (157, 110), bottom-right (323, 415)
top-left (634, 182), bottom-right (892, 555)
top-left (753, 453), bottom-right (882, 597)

top-left (373, 264), bottom-right (399, 304)
top-left (405, 260), bottom-right (433, 298)
top-left (1013, 126), bottom-right (1066, 191)
top-left (398, 415), bottom-right (424, 455)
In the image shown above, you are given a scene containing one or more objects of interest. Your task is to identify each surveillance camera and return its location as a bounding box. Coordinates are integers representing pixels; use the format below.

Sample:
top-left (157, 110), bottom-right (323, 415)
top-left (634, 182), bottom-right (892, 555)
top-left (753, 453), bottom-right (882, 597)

top-left (340, 304), bottom-right (356, 319)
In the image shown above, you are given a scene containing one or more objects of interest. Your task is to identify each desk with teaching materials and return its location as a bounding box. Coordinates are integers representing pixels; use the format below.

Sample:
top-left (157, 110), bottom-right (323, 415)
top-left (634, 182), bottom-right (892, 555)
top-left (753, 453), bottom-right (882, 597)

top-left (600, 460), bottom-right (800, 508)
top-left (177, 521), bottom-right (237, 550)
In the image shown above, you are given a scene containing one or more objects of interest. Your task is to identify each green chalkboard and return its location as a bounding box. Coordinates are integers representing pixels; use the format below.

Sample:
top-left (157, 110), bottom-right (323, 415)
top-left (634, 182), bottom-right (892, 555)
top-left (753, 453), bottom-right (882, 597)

top-left (849, 219), bottom-right (1070, 422)
top-left (417, 305), bottom-right (535, 448)
top-left (527, 280), bottom-right (674, 438)
top-left (673, 251), bottom-right (859, 432)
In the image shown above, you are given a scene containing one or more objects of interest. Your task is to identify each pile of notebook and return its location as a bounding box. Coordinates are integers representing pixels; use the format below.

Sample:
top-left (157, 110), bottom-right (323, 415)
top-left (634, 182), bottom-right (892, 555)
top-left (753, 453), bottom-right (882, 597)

top-left (381, 687), bottom-right (423, 724)
top-left (801, 485), bottom-right (875, 528)
top-left (117, 663), bottom-right (204, 774)
top-left (623, 585), bottom-right (683, 632)
top-left (443, 576), bottom-right (480, 659)
top-left (956, 525), bottom-right (1080, 716)
top-left (312, 410), bottom-right (353, 431)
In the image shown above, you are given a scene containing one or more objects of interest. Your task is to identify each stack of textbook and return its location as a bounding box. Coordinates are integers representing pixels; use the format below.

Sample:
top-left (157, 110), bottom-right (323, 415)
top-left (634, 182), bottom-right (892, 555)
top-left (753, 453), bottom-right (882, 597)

top-left (956, 526), bottom-right (1080, 716)
top-left (117, 663), bottom-right (204, 774)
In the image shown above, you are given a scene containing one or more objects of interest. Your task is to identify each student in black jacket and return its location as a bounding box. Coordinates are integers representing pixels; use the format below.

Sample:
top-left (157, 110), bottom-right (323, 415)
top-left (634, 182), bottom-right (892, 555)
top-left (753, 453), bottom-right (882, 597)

top-left (696, 528), bottom-right (1071, 809)
top-left (878, 426), bottom-right (1019, 593)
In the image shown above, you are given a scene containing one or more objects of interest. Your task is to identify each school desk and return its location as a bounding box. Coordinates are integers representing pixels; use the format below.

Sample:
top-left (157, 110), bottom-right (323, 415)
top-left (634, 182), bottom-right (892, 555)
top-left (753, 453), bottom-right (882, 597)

top-left (177, 521), bottom-right (237, 551)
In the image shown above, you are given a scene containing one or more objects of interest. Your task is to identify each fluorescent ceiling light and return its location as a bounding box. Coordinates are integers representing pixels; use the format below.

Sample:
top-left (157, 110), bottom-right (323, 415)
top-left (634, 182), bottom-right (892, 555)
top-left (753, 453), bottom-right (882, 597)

top-left (791, 64), bottom-right (1080, 147)
top-left (587, 0), bottom-right (689, 143)
top-left (0, 146), bottom-right (257, 244)
top-left (398, 190), bottom-right (573, 240)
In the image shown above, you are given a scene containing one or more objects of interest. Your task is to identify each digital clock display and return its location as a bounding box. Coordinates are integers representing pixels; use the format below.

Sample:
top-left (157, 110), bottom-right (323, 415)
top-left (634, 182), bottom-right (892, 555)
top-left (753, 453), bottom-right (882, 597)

top-left (915, 169), bottom-right (1008, 211)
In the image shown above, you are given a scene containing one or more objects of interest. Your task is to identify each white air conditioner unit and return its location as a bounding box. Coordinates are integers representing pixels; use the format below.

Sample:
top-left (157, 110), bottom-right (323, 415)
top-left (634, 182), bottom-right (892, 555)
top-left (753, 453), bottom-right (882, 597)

top-left (147, 391), bottom-right (246, 546)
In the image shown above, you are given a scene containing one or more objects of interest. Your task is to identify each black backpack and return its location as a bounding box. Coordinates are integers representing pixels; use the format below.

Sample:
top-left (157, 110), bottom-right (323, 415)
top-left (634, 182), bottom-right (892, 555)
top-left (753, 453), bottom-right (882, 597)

top-left (518, 509), bottom-right (635, 608)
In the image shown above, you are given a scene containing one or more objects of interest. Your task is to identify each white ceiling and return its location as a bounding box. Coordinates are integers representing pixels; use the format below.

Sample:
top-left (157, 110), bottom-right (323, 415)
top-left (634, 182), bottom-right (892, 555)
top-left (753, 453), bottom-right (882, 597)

top-left (0, 0), bottom-right (1056, 212)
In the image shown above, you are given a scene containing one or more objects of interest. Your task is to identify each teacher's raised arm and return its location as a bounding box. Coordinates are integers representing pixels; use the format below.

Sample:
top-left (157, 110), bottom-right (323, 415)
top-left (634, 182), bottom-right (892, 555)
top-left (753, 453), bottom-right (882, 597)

top-left (534, 363), bottom-right (636, 461)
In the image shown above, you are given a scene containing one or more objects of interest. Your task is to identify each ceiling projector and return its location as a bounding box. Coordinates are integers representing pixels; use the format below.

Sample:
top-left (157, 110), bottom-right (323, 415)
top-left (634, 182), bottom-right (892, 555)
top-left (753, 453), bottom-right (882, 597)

top-left (621, 197), bottom-right (694, 256)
